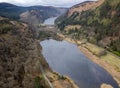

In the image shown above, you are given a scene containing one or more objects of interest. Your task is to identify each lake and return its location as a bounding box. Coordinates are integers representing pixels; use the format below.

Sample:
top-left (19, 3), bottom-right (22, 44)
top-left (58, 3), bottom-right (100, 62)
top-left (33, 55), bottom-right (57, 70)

top-left (43, 17), bottom-right (57, 25)
top-left (40, 39), bottom-right (119, 88)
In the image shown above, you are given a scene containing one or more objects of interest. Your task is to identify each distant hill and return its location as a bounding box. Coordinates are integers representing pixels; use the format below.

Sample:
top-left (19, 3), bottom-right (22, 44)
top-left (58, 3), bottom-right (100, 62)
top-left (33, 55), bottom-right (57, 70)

top-left (0, 3), bottom-right (27, 19)
top-left (56, 0), bottom-right (120, 56)
top-left (0, 3), bottom-right (67, 23)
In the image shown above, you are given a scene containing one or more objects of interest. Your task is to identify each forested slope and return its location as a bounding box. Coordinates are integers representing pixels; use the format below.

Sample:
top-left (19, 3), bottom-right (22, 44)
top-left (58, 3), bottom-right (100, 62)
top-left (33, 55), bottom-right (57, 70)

top-left (57, 0), bottom-right (120, 56)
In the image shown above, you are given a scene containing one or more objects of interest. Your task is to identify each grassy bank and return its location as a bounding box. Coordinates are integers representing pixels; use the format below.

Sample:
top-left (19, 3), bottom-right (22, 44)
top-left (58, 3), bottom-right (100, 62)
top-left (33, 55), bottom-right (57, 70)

top-left (84, 43), bottom-right (120, 72)
top-left (78, 42), bottom-right (120, 87)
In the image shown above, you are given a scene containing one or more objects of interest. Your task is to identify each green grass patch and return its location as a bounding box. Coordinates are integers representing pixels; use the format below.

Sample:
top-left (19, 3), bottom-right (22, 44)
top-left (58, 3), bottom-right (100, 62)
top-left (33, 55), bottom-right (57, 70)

top-left (85, 43), bottom-right (120, 72)
top-left (34, 76), bottom-right (44, 88)
top-left (58, 75), bottom-right (66, 80)
top-left (101, 54), bottom-right (120, 71)
top-left (113, 51), bottom-right (120, 57)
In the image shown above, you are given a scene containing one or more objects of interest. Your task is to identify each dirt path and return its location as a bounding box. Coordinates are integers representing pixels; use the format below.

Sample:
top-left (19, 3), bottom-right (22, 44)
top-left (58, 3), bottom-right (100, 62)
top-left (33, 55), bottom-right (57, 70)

top-left (39, 61), bottom-right (54, 88)
top-left (37, 42), bottom-right (54, 88)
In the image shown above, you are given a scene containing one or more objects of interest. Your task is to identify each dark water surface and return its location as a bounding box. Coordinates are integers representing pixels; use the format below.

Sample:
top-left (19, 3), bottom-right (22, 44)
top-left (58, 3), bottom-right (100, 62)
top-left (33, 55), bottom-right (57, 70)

top-left (40, 39), bottom-right (119, 88)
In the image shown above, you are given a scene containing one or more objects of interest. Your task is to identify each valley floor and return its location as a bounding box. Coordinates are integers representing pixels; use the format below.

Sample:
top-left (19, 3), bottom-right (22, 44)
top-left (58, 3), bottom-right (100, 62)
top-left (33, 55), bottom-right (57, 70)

top-left (38, 24), bottom-right (120, 87)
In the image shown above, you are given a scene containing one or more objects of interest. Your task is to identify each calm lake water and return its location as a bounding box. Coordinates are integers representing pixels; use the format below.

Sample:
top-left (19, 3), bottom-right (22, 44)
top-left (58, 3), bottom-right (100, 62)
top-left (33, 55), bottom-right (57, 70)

top-left (43, 17), bottom-right (57, 25)
top-left (40, 39), bottom-right (119, 88)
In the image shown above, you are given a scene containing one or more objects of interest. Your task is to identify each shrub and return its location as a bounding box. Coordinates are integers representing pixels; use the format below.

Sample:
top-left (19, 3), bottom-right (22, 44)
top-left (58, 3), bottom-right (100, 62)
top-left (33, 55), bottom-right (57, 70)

top-left (34, 76), bottom-right (44, 88)
top-left (58, 75), bottom-right (66, 80)
top-left (98, 50), bottom-right (107, 57)
top-left (0, 24), bottom-right (13, 34)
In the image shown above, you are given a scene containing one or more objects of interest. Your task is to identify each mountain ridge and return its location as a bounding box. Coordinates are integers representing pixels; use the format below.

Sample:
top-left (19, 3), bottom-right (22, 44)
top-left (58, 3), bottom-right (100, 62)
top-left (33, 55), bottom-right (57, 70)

top-left (0, 2), bottom-right (67, 23)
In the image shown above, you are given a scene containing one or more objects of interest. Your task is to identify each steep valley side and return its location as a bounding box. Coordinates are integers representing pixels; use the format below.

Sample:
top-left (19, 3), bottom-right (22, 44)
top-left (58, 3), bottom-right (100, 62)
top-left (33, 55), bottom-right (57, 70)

top-left (56, 0), bottom-right (120, 55)
top-left (0, 17), bottom-right (78, 88)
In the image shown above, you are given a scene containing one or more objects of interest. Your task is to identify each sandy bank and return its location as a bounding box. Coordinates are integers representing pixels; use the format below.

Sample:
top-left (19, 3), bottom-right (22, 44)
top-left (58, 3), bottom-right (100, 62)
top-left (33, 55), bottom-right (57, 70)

top-left (78, 45), bottom-right (120, 87)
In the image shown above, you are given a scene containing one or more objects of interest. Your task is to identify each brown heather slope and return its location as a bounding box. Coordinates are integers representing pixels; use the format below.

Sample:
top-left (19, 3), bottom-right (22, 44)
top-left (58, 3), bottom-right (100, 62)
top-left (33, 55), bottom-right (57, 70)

top-left (67, 0), bottom-right (104, 17)
top-left (0, 17), bottom-right (45, 88)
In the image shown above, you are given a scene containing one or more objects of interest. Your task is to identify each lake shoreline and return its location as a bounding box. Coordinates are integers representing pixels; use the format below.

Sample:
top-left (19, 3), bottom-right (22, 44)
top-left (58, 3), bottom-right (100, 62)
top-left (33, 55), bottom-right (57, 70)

top-left (78, 45), bottom-right (120, 87)
top-left (39, 14), bottom-right (120, 85)
top-left (62, 36), bottom-right (120, 87)
top-left (38, 40), bottom-right (79, 88)
top-left (41, 15), bottom-right (120, 87)
top-left (40, 37), bottom-right (119, 88)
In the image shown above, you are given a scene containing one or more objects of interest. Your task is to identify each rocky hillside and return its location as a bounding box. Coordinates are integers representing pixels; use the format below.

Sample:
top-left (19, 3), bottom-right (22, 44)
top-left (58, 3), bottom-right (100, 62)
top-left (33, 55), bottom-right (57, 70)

top-left (55, 0), bottom-right (104, 25)
top-left (20, 10), bottom-right (43, 28)
top-left (67, 0), bottom-right (104, 17)
top-left (57, 0), bottom-right (120, 56)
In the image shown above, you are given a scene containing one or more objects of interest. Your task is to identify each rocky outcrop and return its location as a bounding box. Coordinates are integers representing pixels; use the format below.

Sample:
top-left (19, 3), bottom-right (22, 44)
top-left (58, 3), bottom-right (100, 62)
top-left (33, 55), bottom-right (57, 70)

top-left (101, 84), bottom-right (113, 88)
top-left (20, 10), bottom-right (43, 28)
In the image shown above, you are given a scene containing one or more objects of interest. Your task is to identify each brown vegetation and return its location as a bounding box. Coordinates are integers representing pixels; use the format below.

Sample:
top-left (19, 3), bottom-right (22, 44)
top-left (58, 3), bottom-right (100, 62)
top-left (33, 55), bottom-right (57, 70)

top-left (67, 0), bottom-right (104, 17)
top-left (0, 17), bottom-right (47, 88)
